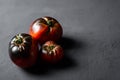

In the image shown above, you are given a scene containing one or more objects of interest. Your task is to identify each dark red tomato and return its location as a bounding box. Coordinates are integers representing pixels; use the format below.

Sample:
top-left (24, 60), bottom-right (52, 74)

top-left (29, 16), bottom-right (63, 44)
top-left (41, 41), bottom-right (63, 63)
top-left (9, 33), bottom-right (39, 68)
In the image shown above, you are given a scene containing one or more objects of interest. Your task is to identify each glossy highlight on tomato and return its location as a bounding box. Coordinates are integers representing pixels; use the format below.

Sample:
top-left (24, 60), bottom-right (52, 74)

top-left (41, 41), bottom-right (63, 63)
top-left (29, 16), bottom-right (63, 44)
top-left (9, 33), bottom-right (39, 68)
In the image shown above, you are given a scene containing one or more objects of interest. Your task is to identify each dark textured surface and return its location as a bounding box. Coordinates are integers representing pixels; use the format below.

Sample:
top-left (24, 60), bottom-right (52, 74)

top-left (1, 0), bottom-right (120, 80)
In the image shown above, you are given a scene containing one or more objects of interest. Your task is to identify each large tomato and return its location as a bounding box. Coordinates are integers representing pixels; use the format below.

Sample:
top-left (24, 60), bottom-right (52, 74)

top-left (9, 33), bottom-right (39, 68)
top-left (29, 16), bottom-right (63, 44)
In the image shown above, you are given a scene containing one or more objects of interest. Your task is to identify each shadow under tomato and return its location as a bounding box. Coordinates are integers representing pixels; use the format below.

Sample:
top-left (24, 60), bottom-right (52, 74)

top-left (22, 36), bottom-right (85, 75)
top-left (23, 54), bottom-right (76, 75)
top-left (57, 37), bottom-right (84, 50)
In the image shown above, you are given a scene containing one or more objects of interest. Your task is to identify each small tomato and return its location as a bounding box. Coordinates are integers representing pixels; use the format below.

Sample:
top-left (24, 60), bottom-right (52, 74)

top-left (41, 41), bottom-right (63, 63)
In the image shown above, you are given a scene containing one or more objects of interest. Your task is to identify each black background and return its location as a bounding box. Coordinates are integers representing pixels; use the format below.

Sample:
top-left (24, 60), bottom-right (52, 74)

top-left (1, 0), bottom-right (120, 80)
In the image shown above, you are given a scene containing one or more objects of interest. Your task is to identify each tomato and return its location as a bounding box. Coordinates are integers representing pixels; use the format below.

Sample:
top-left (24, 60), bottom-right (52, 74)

top-left (41, 41), bottom-right (63, 63)
top-left (9, 33), bottom-right (39, 68)
top-left (29, 16), bottom-right (63, 44)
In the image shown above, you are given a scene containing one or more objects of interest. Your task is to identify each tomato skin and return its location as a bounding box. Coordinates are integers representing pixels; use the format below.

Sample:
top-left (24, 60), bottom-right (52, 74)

top-left (29, 16), bottom-right (63, 44)
top-left (41, 41), bottom-right (63, 63)
top-left (9, 33), bottom-right (39, 68)
top-left (29, 19), bottom-right (49, 40)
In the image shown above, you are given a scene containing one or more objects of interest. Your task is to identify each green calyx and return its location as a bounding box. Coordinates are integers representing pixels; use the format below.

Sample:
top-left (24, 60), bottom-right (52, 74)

top-left (15, 36), bottom-right (23, 44)
top-left (44, 45), bottom-right (55, 52)
top-left (47, 20), bottom-right (54, 27)
top-left (48, 45), bottom-right (55, 51)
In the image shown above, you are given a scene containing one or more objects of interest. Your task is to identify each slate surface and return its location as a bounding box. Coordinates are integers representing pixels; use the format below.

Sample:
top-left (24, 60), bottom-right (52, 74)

top-left (1, 0), bottom-right (120, 80)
